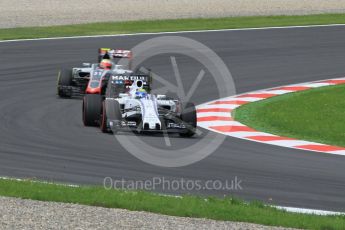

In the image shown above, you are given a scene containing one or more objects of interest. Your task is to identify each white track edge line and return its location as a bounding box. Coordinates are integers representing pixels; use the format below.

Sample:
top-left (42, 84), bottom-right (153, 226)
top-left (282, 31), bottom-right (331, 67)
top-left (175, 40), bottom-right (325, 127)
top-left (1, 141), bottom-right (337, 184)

top-left (1, 23), bottom-right (345, 43)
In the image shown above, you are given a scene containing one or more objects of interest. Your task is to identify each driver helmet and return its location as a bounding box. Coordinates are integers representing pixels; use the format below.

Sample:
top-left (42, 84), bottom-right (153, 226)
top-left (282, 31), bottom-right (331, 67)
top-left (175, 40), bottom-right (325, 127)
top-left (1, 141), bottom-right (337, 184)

top-left (100, 59), bottom-right (113, 70)
top-left (135, 88), bottom-right (147, 98)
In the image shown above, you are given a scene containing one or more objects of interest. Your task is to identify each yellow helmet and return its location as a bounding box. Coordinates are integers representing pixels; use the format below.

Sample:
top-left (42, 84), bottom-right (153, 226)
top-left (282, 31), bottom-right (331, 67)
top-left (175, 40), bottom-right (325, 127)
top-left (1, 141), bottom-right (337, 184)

top-left (137, 88), bottom-right (146, 93)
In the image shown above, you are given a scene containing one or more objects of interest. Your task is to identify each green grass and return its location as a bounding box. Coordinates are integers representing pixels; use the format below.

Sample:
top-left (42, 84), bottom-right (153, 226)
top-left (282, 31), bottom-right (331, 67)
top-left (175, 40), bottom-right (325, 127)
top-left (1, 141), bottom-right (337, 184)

top-left (234, 84), bottom-right (345, 147)
top-left (0, 178), bottom-right (344, 230)
top-left (1, 14), bottom-right (345, 40)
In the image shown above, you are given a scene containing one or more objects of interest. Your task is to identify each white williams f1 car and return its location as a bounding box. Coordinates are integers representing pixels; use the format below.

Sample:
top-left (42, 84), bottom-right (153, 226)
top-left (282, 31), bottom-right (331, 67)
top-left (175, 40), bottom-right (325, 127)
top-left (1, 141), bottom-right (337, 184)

top-left (82, 74), bottom-right (197, 137)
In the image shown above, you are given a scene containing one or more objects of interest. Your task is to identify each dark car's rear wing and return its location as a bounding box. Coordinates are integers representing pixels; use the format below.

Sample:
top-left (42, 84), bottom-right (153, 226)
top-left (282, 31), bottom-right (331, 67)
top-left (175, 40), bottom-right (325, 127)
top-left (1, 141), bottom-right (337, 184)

top-left (98, 48), bottom-right (132, 69)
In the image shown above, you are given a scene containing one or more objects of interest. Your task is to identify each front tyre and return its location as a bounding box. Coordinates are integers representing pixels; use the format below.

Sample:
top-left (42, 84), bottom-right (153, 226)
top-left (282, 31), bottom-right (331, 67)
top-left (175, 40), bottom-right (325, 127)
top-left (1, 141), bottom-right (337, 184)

top-left (100, 100), bottom-right (122, 133)
top-left (57, 69), bottom-right (73, 98)
top-left (104, 99), bottom-right (122, 133)
top-left (100, 101), bottom-right (109, 133)
top-left (105, 99), bottom-right (122, 134)
top-left (83, 94), bottom-right (102, 126)
top-left (179, 102), bottom-right (197, 137)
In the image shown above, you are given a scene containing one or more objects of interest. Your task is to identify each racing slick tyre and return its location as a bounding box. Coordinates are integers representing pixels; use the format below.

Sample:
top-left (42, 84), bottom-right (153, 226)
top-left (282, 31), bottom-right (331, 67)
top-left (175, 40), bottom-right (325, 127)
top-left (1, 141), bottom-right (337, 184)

top-left (83, 94), bottom-right (102, 126)
top-left (104, 99), bottom-right (122, 133)
top-left (179, 102), bottom-right (197, 137)
top-left (57, 69), bottom-right (73, 98)
top-left (100, 101), bottom-right (109, 133)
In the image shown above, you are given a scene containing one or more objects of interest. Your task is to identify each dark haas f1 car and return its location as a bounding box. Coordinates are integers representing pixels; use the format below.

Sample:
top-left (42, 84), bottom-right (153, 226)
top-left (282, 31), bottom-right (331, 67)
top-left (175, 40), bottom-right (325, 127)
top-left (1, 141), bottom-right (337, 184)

top-left (82, 73), bottom-right (197, 137)
top-left (57, 48), bottom-right (132, 98)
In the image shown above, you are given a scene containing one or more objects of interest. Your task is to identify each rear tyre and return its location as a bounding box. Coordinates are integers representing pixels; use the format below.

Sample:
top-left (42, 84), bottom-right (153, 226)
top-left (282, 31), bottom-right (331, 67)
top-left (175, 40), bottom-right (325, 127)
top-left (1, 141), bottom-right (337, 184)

top-left (179, 102), bottom-right (197, 137)
top-left (83, 94), bottom-right (102, 126)
top-left (57, 69), bottom-right (73, 98)
top-left (105, 99), bottom-right (122, 133)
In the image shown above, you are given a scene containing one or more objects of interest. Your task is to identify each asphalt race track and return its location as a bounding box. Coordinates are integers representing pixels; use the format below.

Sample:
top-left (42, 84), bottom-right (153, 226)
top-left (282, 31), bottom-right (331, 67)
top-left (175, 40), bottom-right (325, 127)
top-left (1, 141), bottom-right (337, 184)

top-left (1, 26), bottom-right (345, 211)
